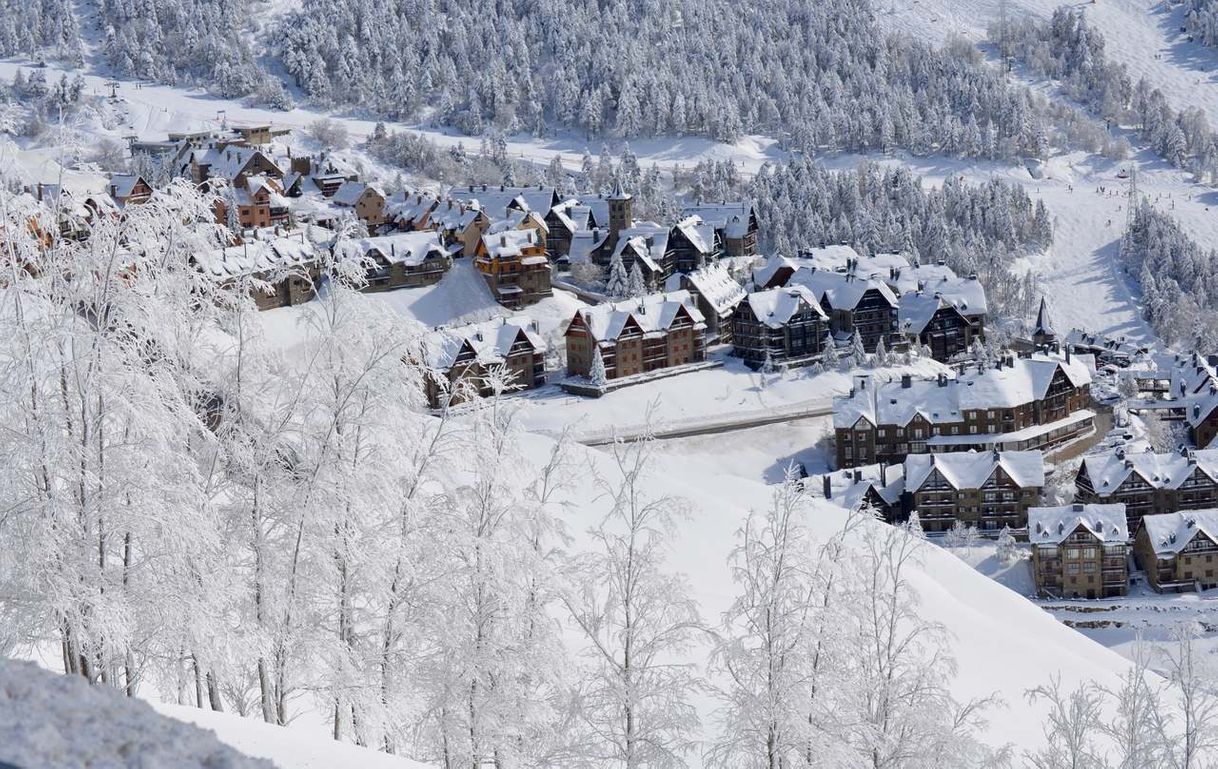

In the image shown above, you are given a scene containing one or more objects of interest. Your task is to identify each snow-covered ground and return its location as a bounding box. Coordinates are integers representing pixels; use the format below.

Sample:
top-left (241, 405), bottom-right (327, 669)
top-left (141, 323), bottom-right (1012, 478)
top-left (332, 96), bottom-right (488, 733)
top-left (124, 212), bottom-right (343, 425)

top-left (259, 261), bottom-right (586, 348)
top-left (518, 353), bottom-right (948, 443)
top-left (585, 430), bottom-right (1136, 755)
top-left (160, 702), bottom-right (430, 769)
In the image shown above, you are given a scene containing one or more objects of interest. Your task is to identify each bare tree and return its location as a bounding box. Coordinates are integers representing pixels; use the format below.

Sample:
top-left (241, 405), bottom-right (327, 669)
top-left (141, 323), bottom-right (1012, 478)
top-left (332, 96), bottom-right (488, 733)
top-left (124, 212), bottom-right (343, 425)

top-left (564, 431), bottom-right (702, 768)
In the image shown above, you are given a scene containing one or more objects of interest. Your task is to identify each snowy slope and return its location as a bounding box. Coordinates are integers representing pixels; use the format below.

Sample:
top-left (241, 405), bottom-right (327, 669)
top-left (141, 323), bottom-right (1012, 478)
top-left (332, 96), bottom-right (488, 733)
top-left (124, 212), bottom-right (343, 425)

top-left (160, 703), bottom-right (430, 769)
top-left (0, 659), bottom-right (274, 769)
top-left (546, 431), bottom-right (1138, 757)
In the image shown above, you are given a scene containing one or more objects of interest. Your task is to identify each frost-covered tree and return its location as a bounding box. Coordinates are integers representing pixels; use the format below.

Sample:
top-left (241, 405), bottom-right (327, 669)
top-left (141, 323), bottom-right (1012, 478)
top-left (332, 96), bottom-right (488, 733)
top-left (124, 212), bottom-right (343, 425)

top-left (706, 469), bottom-right (818, 767)
top-left (627, 262), bottom-right (647, 298)
top-left (563, 434), bottom-right (702, 768)
top-left (996, 525), bottom-right (1019, 565)
top-left (849, 329), bottom-right (867, 365)
top-left (589, 347), bottom-right (609, 388)
top-left (605, 251), bottom-right (630, 299)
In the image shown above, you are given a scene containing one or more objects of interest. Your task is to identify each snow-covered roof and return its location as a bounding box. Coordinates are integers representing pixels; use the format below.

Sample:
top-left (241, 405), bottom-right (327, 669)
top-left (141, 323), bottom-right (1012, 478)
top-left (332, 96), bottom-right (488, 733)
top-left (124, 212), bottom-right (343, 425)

top-left (681, 264), bottom-right (747, 315)
top-left (333, 181), bottom-right (380, 207)
top-left (611, 223), bottom-right (671, 273)
top-left (898, 292), bottom-right (959, 335)
top-left (905, 449), bottom-right (1044, 492)
top-left (1080, 446), bottom-right (1218, 493)
top-left (549, 200), bottom-right (589, 233)
top-left (453, 185), bottom-right (556, 220)
top-left (744, 285), bottom-right (828, 328)
top-left (752, 254), bottom-right (799, 289)
top-left (567, 229), bottom-right (610, 264)
top-left (202, 146), bottom-right (280, 182)
top-left (107, 174), bottom-right (145, 200)
top-left (570, 290), bottom-right (706, 343)
top-left (337, 232), bottom-right (446, 266)
top-left (671, 215), bottom-right (717, 255)
top-left (1033, 297), bottom-right (1056, 338)
top-left (914, 273), bottom-right (987, 318)
top-left (794, 245), bottom-right (869, 272)
top-left (1140, 510), bottom-right (1218, 556)
top-left (813, 463), bottom-right (906, 510)
top-left (1028, 504), bottom-right (1128, 545)
top-left (387, 193), bottom-right (439, 225)
top-left (423, 317), bottom-right (546, 370)
top-left (791, 269), bottom-right (898, 312)
top-left (833, 354), bottom-right (1091, 429)
top-left (429, 200), bottom-right (484, 232)
top-left (196, 236), bottom-right (319, 280)
top-left (1065, 329), bottom-right (1147, 360)
top-left (231, 175), bottom-right (284, 207)
top-left (480, 228), bottom-right (542, 259)
top-left (681, 201), bottom-right (755, 237)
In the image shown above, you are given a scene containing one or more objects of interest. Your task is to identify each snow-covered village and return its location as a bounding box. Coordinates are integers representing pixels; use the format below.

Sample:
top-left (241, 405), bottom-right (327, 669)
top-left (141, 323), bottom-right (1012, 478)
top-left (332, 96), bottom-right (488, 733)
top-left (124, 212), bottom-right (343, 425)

top-left (6, 0), bottom-right (1218, 767)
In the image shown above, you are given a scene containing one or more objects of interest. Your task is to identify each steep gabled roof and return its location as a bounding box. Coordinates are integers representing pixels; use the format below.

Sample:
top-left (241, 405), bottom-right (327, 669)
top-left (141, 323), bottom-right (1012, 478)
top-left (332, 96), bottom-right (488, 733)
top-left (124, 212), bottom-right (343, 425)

top-left (336, 231), bottom-right (447, 266)
top-left (1029, 503), bottom-right (1128, 545)
top-left (424, 317), bottom-right (546, 370)
top-left (744, 285), bottom-right (828, 328)
top-left (813, 463), bottom-right (906, 511)
top-left (681, 263), bottom-right (748, 315)
top-left (1079, 447), bottom-right (1218, 493)
top-left (681, 201), bottom-right (756, 237)
top-left (792, 269), bottom-right (898, 312)
top-left (904, 450), bottom-right (1045, 492)
top-left (1140, 510), bottom-right (1218, 556)
top-left (196, 235), bottom-right (319, 279)
top-left (568, 290), bottom-right (706, 343)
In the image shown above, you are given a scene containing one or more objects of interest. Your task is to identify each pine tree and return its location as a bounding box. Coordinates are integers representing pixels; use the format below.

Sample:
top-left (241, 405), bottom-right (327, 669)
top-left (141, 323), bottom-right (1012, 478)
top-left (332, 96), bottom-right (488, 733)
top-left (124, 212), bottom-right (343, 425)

top-left (850, 329), bottom-right (867, 365)
top-left (873, 336), bottom-right (889, 367)
top-left (627, 262), bottom-right (646, 297)
top-left (822, 332), bottom-right (841, 369)
top-left (605, 251), bottom-right (629, 298)
top-left (589, 347), bottom-right (608, 387)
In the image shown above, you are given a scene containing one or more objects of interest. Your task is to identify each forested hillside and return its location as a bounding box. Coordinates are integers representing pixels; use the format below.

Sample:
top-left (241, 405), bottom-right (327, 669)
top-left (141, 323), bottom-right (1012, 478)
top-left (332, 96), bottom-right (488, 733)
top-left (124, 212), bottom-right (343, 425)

top-left (750, 158), bottom-right (1047, 321)
top-left (1, 0), bottom-right (1100, 162)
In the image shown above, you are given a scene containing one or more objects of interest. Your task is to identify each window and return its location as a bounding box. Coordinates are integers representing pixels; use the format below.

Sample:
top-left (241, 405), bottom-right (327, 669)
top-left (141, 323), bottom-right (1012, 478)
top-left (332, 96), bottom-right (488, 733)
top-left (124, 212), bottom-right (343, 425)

top-left (1067, 563), bottom-right (1079, 575)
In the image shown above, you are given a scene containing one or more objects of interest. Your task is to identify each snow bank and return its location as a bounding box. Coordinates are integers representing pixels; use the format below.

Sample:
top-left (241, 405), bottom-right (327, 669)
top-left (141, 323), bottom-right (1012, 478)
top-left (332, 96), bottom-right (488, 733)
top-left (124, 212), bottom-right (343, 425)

top-left (0, 659), bottom-right (273, 769)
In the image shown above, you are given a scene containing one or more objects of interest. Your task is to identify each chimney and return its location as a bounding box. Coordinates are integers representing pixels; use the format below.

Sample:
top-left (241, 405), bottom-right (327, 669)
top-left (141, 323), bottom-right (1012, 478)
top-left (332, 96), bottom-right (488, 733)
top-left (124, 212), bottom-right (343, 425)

top-left (937, 373), bottom-right (948, 388)
top-left (901, 374), bottom-right (911, 389)
top-left (853, 469), bottom-right (862, 483)
top-left (1065, 347), bottom-right (1071, 363)
top-left (823, 475), bottom-right (832, 499)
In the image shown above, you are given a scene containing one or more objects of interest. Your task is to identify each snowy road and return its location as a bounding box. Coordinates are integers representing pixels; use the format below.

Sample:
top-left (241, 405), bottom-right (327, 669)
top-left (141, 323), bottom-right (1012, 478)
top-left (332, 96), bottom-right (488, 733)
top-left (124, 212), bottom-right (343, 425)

top-left (571, 402), bottom-right (834, 446)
